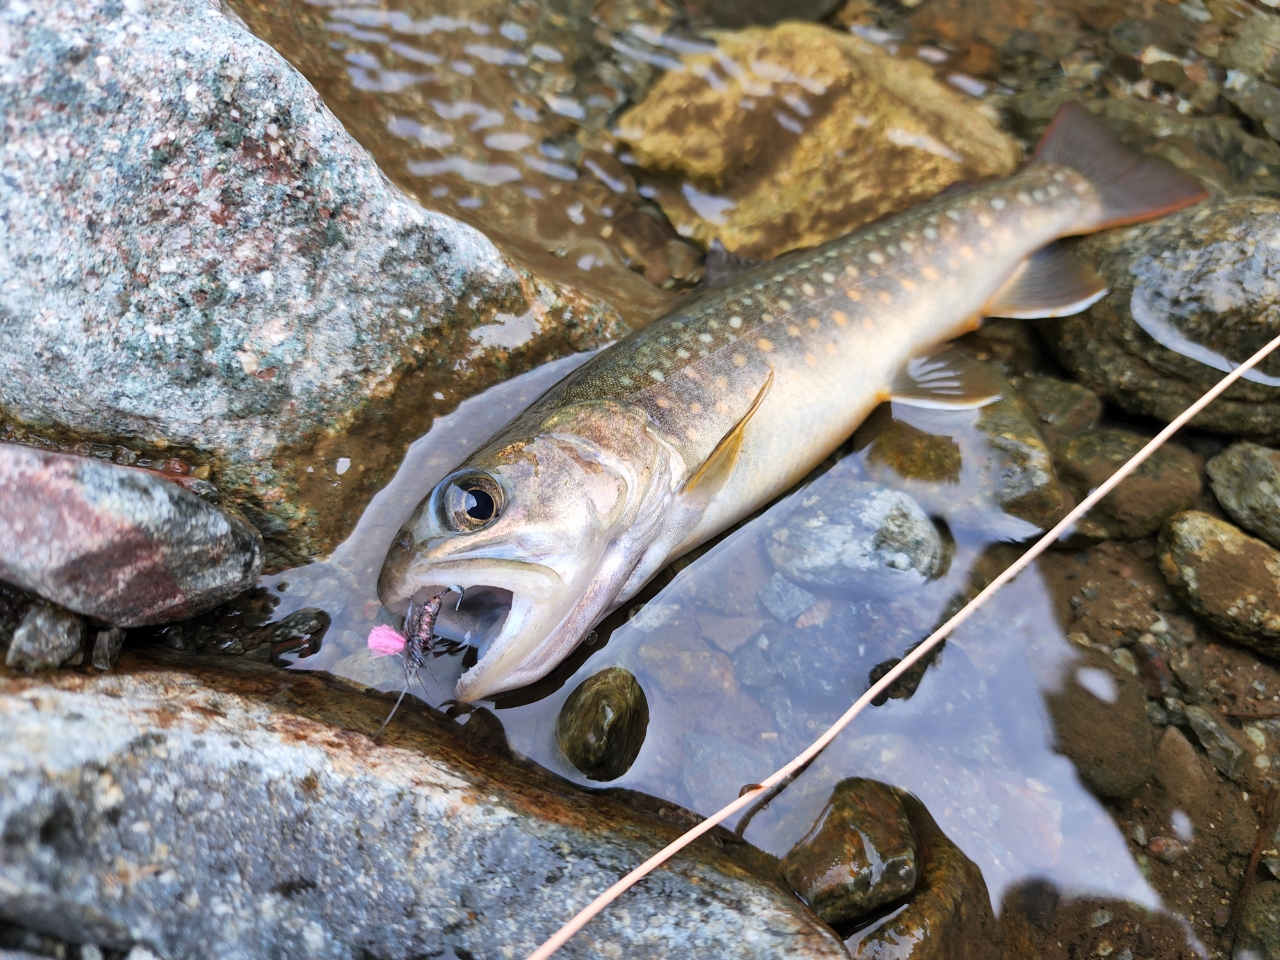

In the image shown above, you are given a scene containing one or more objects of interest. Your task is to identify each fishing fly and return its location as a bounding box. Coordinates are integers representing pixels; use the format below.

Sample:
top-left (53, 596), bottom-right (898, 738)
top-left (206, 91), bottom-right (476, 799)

top-left (367, 587), bottom-right (455, 739)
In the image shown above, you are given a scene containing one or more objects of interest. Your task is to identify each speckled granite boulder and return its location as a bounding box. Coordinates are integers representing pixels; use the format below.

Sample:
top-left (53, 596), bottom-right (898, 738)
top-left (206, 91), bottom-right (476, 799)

top-left (0, 446), bottom-right (262, 626)
top-left (1206, 441), bottom-right (1280, 550)
top-left (0, 0), bottom-right (621, 567)
top-left (1045, 197), bottom-right (1280, 438)
top-left (0, 655), bottom-right (849, 960)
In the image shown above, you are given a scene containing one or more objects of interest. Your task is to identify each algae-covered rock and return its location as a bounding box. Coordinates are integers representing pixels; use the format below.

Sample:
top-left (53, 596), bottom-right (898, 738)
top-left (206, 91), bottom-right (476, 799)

top-left (1045, 197), bottom-right (1280, 438)
top-left (1158, 510), bottom-right (1280, 656)
top-left (767, 480), bottom-right (943, 593)
top-left (1206, 441), bottom-right (1280, 549)
top-left (1055, 429), bottom-right (1201, 541)
top-left (1013, 375), bottom-right (1102, 446)
top-left (556, 667), bottom-right (649, 781)
top-left (617, 20), bottom-right (1019, 259)
top-left (781, 778), bottom-right (918, 925)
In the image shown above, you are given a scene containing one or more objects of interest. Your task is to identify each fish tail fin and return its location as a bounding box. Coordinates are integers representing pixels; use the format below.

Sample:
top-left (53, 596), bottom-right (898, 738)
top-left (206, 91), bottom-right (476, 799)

top-left (1035, 101), bottom-right (1208, 232)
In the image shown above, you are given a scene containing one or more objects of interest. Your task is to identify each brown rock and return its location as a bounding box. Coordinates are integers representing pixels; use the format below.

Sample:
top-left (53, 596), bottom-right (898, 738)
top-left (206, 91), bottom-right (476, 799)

top-left (1158, 511), bottom-right (1280, 656)
top-left (781, 778), bottom-right (918, 925)
top-left (1048, 654), bottom-right (1155, 799)
top-left (847, 792), bottom-right (1002, 960)
top-left (1013, 375), bottom-right (1103, 446)
top-left (1153, 726), bottom-right (1210, 812)
top-left (1055, 429), bottom-right (1201, 541)
top-left (617, 21), bottom-right (1019, 259)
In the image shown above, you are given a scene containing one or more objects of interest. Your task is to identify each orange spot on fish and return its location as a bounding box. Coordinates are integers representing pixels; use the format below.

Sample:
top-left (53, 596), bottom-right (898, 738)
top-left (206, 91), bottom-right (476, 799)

top-left (899, 278), bottom-right (916, 292)
top-left (757, 338), bottom-right (773, 352)
top-left (862, 317), bottom-right (874, 331)
top-left (877, 290), bottom-right (892, 304)
top-left (732, 353), bottom-right (747, 367)
top-left (845, 288), bottom-right (861, 302)
top-left (715, 376), bottom-right (728, 390)
top-left (715, 402), bottom-right (729, 414)
top-left (921, 266), bottom-right (939, 281)
top-left (801, 282), bottom-right (816, 296)
top-left (690, 402), bottom-right (703, 414)
top-left (831, 311), bottom-right (847, 327)
top-left (844, 265), bottom-right (859, 278)
top-left (787, 325), bottom-right (801, 337)
top-left (826, 342), bottom-right (837, 354)
top-left (959, 246), bottom-right (975, 260)
top-left (686, 427), bottom-right (698, 440)
top-left (805, 353), bottom-right (817, 366)
top-left (808, 317), bottom-right (820, 330)
top-left (656, 397), bottom-right (671, 408)
top-left (947, 258), bottom-right (960, 269)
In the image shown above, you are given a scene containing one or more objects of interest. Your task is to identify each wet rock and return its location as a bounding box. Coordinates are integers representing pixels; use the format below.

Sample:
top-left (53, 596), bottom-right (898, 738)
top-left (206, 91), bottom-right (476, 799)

top-left (0, 446), bottom-right (262, 627)
top-left (781, 779), bottom-right (917, 925)
top-left (1048, 656), bottom-right (1155, 799)
top-left (1183, 704), bottom-right (1248, 781)
top-left (858, 375), bottom-right (1071, 535)
top-left (1013, 375), bottom-right (1103, 447)
top-left (681, 0), bottom-right (845, 28)
top-left (617, 21), bottom-right (1019, 260)
top-left (1055, 429), bottom-right (1201, 541)
top-left (90, 629), bottom-right (126, 672)
top-left (1223, 70), bottom-right (1280, 142)
top-left (1154, 726), bottom-right (1211, 812)
top-left (0, 656), bottom-right (848, 959)
top-left (5, 604), bottom-right (84, 672)
top-left (758, 573), bottom-right (818, 623)
top-left (1206, 442), bottom-right (1280, 549)
top-left (1236, 881), bottom-right (1280, 959)
top-left (1045, 197), bottom-right (1280, 438)
top-left (556, 667), bottom-right (649, 782)
top-left (846, 792), bottom-right (1000, 958)
top-left (767, 480), bottom-right (943, 592)
top-left (1, 0), bottom-right (623, 567)
top-left (1158, 511), bottom-right (1280, 656)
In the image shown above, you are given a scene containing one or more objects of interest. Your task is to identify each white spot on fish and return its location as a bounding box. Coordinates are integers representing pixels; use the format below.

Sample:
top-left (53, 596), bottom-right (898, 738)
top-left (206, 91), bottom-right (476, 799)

top-left (946, 209), bottom-right (961, 221)
top-left (868, 251), bottom-right (885, 265)
top-left (923, 226), bottom-right (937, 240)
top-left (698, 332), bottom-right (713, 343)
top-left (676, 348), bottom-right (690, 359)
top-left (1016, 191), bottom-right (1031, 205)
top-left (821, 272), bottom-right (835, 284)
top-left (990, 197), bottom-right (1005, 211)
top-left (801, 282), bottom-right (816, 296)
top-left (1032, 188), bottom-right (1047, 202)
top-left (650, 369), bottom-right (665, 382)
top-left (729, 316), bottom-right (743, 329)
top-left (899, 239), bottom-right (913, 253)
top-left (777, 300), bottom-right (792, 312)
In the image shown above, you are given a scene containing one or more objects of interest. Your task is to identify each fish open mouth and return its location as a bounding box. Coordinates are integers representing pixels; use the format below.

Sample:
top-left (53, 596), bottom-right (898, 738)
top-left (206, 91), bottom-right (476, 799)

top-left (378, 556), bottom-right (568, 701)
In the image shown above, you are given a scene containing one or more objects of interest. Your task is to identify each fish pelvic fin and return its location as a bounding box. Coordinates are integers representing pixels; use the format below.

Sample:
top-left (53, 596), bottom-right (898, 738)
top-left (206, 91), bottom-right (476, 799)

top-left (985, 242), bottom-right (1109, 319)
top-left (890, 347), bottom-right (1003, 410)
top-left (682, 366), bottom-right (774, 496)
top-left (1035, 101), bottom-right (1208, 232)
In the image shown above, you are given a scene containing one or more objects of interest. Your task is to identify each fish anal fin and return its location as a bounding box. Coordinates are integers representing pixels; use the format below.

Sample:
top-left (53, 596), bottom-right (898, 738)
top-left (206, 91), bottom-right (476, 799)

top-left (890, 347), bottom-right (1003, 410)
top-left (683, 367), bottom-right (774, 495)
top-left (984, 242), bottom-right (1108, 320)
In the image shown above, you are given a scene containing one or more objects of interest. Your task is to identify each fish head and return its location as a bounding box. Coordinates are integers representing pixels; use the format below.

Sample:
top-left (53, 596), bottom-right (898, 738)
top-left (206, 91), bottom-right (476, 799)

top-left (378, 400), bottom-right (680, 702)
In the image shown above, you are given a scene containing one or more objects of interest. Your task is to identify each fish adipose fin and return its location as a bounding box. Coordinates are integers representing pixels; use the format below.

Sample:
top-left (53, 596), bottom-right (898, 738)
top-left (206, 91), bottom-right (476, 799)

top-left (985, 242), bottom-right (1108, 319)
top-left (1036, 101), bottom-right (1208, 231)
top-left (683, 367), bottom-right (774, 495)
top-left (890, 347), bottom-right (1003, 410)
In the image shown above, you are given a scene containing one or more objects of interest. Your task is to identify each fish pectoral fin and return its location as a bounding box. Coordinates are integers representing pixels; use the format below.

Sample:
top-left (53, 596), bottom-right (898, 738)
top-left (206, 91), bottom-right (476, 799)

top-left (682, 366), bottom-right (774, 497)
top-left (983, 242), bottom-right (1109, 319)
top-left (890, 347), bottom-right (1003, 410)
top-left (703, 238), bottom-right (769, 289)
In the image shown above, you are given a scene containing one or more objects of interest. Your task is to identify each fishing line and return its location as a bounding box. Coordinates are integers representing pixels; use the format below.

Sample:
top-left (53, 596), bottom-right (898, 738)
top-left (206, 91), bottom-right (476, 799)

top-left (523, 329), bottom-right (1280, 960)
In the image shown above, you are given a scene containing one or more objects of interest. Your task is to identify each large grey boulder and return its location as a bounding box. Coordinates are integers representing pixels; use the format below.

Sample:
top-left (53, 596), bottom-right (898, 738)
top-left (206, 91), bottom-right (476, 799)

top-left (0, 0), bottom-right (622, 566)
top-left (0, 655), bottom-right (849, 960)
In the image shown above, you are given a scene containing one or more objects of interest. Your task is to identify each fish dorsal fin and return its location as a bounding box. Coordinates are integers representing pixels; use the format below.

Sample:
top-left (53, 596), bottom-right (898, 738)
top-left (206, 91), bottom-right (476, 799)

top-left (984, 242), bottom-right (1109, 319)
top-left (704, 238), bottom-right (767, 289)
top-left (683, 367), bottom-right (774, 495)
top-left (890, 347), bottom-right (1003, 410)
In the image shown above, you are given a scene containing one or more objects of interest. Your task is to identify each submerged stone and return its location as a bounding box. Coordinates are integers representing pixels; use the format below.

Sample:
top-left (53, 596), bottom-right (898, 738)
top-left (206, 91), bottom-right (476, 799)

top-left (556, 667), bottom-right (649, 782)
top-left (1206, 441), bottom-right (1280, 549)
top-left (1013, 375), bottom-right (1103, 446)
top-left (1236, 881), bottom-right (1280, 959)
top-left (0, 656), bottom-right (848, 959)
top-left (1046, 197), bottom-right (1280, 438)
top-left (1158, 511), bottom-right (1280, 656)
top-left (617, 20), bottom-right (1018, 259)
top-left (5, 604), bottom-right (84, 672)
top-left (781, 778), bottom-right (918, 925)
top-left (767, 480), bottom-right (943, 592)
top-left (0, 0), bottom-right (623, 567)
top-left (758, 573), bottom-right (819, 623)
top-left (1183, 705), bottom-right (1248, 782)
top-left (0, 446), bottom-right (263, 627)
top-left (1055, 429), bottom-right (1201, 541)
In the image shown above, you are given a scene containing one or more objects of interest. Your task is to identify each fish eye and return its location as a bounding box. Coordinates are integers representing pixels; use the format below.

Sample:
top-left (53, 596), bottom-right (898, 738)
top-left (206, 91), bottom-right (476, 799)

top-left (442, 474), bottom-right (504, 531)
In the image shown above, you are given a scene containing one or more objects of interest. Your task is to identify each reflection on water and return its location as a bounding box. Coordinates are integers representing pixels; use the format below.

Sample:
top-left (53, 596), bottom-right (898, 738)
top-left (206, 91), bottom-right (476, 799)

top-left (265, 360), bottom-right (1158, 923)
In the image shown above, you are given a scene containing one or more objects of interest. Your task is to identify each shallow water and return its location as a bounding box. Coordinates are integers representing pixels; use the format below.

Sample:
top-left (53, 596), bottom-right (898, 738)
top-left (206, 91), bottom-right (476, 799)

top-left (211, 0), bottom-right (1280, 955)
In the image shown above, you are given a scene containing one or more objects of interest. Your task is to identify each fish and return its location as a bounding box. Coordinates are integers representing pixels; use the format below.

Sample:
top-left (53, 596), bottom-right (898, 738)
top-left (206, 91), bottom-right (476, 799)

top-left (378, 102), bottom-right (1207, 702)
